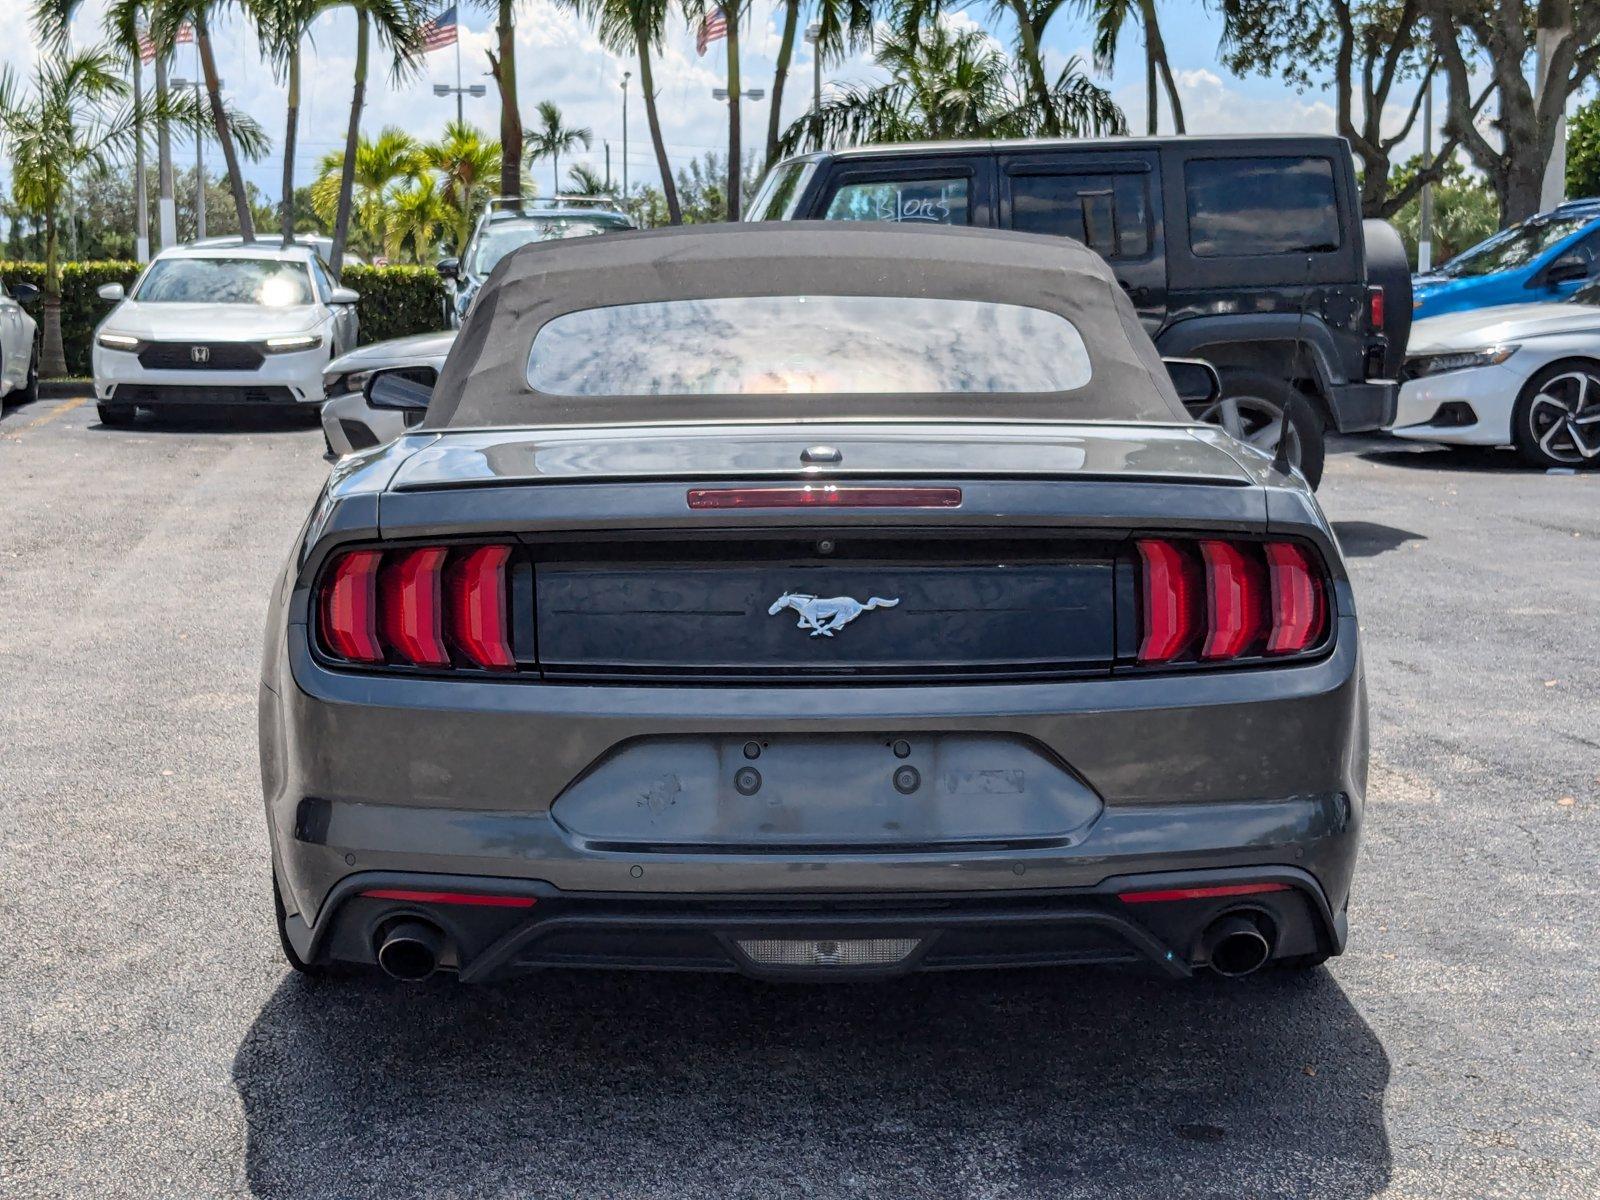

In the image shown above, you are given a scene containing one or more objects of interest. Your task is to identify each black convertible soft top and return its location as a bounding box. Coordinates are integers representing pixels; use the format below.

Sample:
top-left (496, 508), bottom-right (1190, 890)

top-left (423, 222), bottom-right (1192, 429)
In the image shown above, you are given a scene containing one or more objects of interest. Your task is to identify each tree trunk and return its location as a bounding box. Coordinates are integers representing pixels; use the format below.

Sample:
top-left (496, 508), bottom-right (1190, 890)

top-left (495, 0), bottom-right (522, 200)
top-left (638, 41), bottom-right (681, 224)
top-left (198, 20), bottom-right (254, 242)
top-left (330, 12), bottom-right (369, 276)
top-left (281, 46), bottom-right (300, 245)
top-left (1144, 43), bottom-right (1157, 135)
top-left (1141, 0), bottom-right (1185, 133)
top-left (41, 212), bottom-right (66, 378)
top-left (1005, 0), bottom-right (1056, 135)
top-left (766, 0), bottom-right (800, 171)
top-left (726, 9), bottom-right (742, 220)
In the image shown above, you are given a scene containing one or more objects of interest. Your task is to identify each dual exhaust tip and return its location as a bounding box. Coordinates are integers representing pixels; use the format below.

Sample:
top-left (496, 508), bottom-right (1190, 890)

top-left (1202, 911), bottom-right (1275, 978)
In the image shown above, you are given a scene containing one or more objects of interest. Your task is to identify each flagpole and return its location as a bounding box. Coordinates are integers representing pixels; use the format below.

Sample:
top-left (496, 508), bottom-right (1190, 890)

top-left (454, 14), bottom-right (463, 128)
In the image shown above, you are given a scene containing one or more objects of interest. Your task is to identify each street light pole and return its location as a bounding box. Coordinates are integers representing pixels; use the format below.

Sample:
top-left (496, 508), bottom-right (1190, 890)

top-left (171, 77), bottom-right (212, 239)
top-left (804, 23), bottom-right (822, 151)
top-left (621, 71), bottom-right (631, 199)
top-left (434, 80), bottom-right (487, 124)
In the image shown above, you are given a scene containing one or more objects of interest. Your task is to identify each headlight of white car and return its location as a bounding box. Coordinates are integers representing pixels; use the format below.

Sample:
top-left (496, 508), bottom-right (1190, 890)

top-left (263, 334), bottom-right (324, 354)
top-left (1406, 344), bottom-right (1520, 377)
top-left (96, 331), bottom-right (141, 351)
top-left (324, 368), bottom-right (372, 397)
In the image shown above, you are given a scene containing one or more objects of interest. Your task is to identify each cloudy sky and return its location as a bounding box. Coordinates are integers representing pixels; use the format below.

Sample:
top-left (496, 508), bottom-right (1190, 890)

top-left (0, 0), bottom-right (1448, 199)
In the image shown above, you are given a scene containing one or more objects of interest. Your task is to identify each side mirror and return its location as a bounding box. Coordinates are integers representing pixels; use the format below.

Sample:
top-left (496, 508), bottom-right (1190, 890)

top-left (1544, 252), bottom-right (1590, 286)
top-left (436, 257), bottom-right (459, 281)
top-left (1162, 357), bottom-right (1222, 408)
top-left (98, 282), bottom-right (126, 303)
top-left (10, 282), bottom-right (39, 305)
top-left (364, 365), bottom-right (436, 411)
top-left (329, 286), bottom-right (360, 306)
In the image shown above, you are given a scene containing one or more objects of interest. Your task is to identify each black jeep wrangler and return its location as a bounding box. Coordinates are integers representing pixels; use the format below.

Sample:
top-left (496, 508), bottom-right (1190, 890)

top-left (750, 135), bottom-right (1410, 487)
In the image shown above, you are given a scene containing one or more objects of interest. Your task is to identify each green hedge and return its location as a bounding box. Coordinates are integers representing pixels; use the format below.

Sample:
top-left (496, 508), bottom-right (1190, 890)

top-left (341, 264), bottom-right (452, 345)
top-left (0, 261), bottom-right (142, 376)
top-left (0, 259), bottom-right (449, 377)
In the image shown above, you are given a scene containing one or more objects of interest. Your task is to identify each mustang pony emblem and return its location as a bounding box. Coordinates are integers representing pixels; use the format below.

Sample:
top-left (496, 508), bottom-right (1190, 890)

top-left (768, 592), bottom-right (900, 637)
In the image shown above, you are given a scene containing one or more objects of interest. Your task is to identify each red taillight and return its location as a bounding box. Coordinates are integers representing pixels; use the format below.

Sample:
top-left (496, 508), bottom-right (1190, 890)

top-left (1199, 539), bottom-right (1266, 660)
top-left (1136, 538), bottom-right (1327, 665)
top-left (1264, 542), bottom-right (1326, 654)
top-left (359, 888), bottom-right (536, 909)
top-left (379, 548), bottom-right (450, 667)
top-left (1119, 882), bottom-right (1291, 904)
top-left (445, 544), bottom-right (515, 670)
top-left (320, 549), bottom-right (383, 663)
top-left (1135, 539), bottom-right (1199, 663)
top-left (319, 544), bottom-right (515, 670)
top-left (1368, 285), bottom-right (1385, 331)
top-left (687, 485), bottom-right (963, 509)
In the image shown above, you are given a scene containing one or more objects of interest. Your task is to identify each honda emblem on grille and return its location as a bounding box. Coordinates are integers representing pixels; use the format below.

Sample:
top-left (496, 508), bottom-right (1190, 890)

top-left (190, 345), bottom-right (210, 363)
top-left (768, 592), bottom-right (899, 637)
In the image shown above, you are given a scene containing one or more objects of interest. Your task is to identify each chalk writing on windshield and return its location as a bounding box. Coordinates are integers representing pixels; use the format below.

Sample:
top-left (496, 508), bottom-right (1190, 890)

top-left (824, 178), bottom-right (968, 225)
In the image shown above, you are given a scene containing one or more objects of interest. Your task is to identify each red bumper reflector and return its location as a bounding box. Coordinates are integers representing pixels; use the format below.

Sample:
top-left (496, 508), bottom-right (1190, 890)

top-left (1119, 882), bottom-right (1292, 904)
top-left (379, 547), bottom-right (450, 667)
top-left (445, 544), bottom-right (516, 670)
top-left (1199, 539), bottom-right (1266, 660)
top-left (360, 888), bottom-right (537, 909)
top-left (687, 485), bottom-right (962, 509)
top-left (320, 549), bottom-right (384, 663)
top-left (1135, 539), bottom-right (1199, 662)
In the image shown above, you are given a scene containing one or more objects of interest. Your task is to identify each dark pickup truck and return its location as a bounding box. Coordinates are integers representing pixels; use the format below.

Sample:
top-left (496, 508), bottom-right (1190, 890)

top-left (750, 135), bottom-right (1410, 486)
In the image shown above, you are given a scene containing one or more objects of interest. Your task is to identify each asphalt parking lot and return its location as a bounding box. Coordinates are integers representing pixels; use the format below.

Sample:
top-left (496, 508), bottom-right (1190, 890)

top-left (1, 396), bottom-right (1595, 1199)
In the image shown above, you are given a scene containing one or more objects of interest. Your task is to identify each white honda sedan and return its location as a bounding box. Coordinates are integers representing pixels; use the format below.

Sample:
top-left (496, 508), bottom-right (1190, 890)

top-left (91, 244), bottom-right (358, 427)
top-left (1389, 284), bottom-right (1600, 467)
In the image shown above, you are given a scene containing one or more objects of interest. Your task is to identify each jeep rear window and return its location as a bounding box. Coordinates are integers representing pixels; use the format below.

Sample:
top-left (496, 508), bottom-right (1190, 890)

top-left (1184, 157), bottom-right (1340, 257)
top-left (822, 178), bottom-right (969, 225)
top-left (526, 295), bottom-right (1091, 395)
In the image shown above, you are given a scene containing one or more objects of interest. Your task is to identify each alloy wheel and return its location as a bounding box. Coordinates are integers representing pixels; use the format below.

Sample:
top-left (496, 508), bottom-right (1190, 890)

top-left (1196, 395), bottom-right (1302, 465)
top-left (1527, 371), bottom-right (1600, 463)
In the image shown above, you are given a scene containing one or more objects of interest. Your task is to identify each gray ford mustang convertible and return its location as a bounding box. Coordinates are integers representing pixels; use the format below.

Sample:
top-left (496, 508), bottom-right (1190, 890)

top-left (260, 223), bottom-right (1366, 984)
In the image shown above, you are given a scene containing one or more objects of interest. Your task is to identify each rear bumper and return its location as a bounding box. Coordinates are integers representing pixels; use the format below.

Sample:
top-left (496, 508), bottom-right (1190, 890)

top-left (1327, 379), bottom-right (1398, 432)
top-left (287, 865), bottom-right (1342, 981)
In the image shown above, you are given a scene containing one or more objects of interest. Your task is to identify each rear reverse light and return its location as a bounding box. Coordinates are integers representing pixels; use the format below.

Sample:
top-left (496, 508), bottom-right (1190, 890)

top-left (1135, 538), bottom-right (1327, 665)
top-left (687, 485), bottom-right (962, 509)
top-left (1119, 882), bottom-right (1291, 904)
top-left (317, 543), bottom-right (516, 670)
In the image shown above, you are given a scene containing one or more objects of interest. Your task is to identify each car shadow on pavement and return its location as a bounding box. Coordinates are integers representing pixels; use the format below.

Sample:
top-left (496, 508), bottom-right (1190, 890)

top-left (1356, 443), bottom-right (1529, 474)
top-left (1331, 520), bottom-right (1426, 558)
top-left (232, 965), bottom-right (1390, 1198)
top-left (94, 410), bottom-right (318, 436)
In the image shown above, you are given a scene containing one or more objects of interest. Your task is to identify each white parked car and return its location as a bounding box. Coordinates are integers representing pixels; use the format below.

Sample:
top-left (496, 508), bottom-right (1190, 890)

top-left (0, 275), bottom-right (40, 407)
top-left (1389, 285), bottom-right (1600, 467)
top-left (320, 329), bottom-right (455, 456)
top-left (91, 244), bottom-right (358, 427)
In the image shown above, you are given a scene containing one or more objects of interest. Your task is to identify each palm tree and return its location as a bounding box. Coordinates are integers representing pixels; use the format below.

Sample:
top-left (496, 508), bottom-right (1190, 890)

top-left (0, 49), bottom-right (153, 375)
top-left (310, 126), bottom-right (423, 254)
top-left (419, 121), bottom-right (502, 252)
top-left (529, 100), bottom-right (592, 196)
top-left (385, 174), bottom-right (449, 261)
top-left (1077, 0), bottom-right (1183, 134)
top-left (686, 0), bottom-right (747, 219)
top-left (248, 0), bottom-right (335, 245)
top-left (567, 0), bottom-right (681, 223)
top-left (327, 0), bottom-right (424, 274)
top-left (777, 22), bottom-right (1122, 155)
top-left (765, 0), bottom-right (872, 168)
top-left (466, 0), bottom-right (524, 200)
top-left (148, 0), bottom-right (263, 239)
top-left (566, 162), bottom-right (611, 194)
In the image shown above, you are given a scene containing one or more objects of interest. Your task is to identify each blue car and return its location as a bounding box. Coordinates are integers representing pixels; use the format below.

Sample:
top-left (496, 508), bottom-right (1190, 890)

top-left (1413, 200), bottom-right (1600, 318)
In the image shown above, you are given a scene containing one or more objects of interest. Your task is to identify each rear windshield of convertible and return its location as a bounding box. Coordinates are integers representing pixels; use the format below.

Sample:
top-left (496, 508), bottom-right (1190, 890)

top-left (525, 295), bottom-right (1093, 395)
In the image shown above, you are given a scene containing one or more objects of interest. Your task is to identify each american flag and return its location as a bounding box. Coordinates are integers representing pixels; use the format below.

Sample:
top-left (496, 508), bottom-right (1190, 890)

top-left (420, 4), bottom-right (459, 52)
top-left (137, 23), bottom-right (194, 64)
top-left (696, 7), bottom-right (727, 56)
